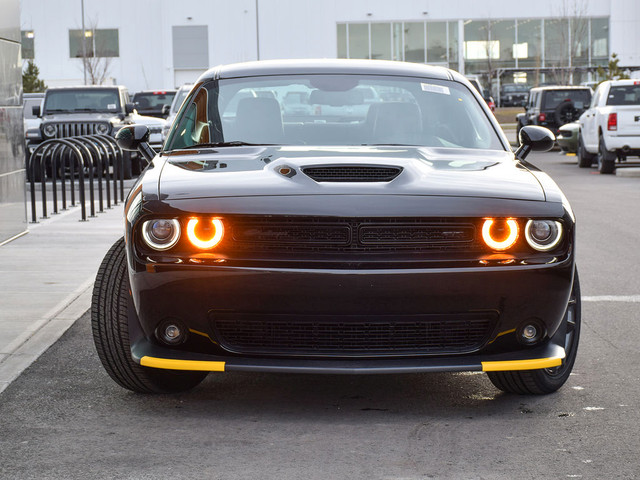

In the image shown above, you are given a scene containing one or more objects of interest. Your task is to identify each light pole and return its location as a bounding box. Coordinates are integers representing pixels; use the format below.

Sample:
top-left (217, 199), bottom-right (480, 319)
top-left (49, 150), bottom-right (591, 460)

top-left (81, 0), bottom-right (87, 84)
top-left (255, 0), bottom-right (260, 60)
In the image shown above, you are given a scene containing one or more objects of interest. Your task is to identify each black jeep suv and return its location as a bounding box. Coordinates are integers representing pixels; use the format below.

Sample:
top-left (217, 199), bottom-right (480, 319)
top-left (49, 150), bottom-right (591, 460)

top-left (516, 86), bottom-right (592, 135)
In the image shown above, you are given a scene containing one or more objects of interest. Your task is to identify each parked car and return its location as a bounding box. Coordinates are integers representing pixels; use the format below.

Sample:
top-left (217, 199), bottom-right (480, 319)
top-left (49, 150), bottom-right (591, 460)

top-left (557, 122), bottom-right (579, 154)
top-left (93, 59), bottom-right (579, 397)
top-left (466, 75), bottom-right (495, 112)
top-left (577, 79), bottom-right (640, 173)
top-left (517, 86), bottom-right (592, 137)
top-left (500, 83), bottom-right (530, 107)
top-left (132, 90), bottom-right (177, 119)
top-left (29, 85), bottom-right (165, 178)
top-left (161, 84), bottom-right (193, 141)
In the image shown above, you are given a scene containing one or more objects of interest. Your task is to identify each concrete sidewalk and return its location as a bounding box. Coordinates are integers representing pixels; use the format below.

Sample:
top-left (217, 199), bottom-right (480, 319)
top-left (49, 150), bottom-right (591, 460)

top-left (0, 201), bottom-right (124, 394)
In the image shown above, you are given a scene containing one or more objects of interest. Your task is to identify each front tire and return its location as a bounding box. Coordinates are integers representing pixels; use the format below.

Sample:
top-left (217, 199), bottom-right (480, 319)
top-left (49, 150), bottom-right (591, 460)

top-left (91, 238), bottom-right (208, 393)
top-left (487, 269), bottom-right (581, 395)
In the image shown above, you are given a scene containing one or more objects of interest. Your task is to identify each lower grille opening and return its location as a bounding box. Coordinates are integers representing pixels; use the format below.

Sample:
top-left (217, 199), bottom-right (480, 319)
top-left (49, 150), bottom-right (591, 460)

top-left (211, 312), bottom-right (497, 357)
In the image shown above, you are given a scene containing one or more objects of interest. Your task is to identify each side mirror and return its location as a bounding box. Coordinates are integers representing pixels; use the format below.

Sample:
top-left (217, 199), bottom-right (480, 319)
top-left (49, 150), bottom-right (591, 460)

top-left (32, 105), bottom-right (41, 117)
top-left (162, 104), bottom-right (171, 117)
top-left (124, 102), bottom-right (136, 115)
top-left (514, 125), bottom-right (555, 161)
top-left (116, 125), bottom-right (156, 163)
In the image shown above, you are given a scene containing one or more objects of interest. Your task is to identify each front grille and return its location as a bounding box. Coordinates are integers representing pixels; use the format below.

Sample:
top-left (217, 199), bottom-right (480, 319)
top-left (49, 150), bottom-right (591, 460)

top-left (211, 313), bottom-right (496, 356)
top-left (302, 165), bottom-right (402, 182)
top-left (359, 224), bottom-right (474, 244)
top-left (227, 217), bottom-right (479, 253)
top-left (44, 122), bottom-right (108, 138)
top-left (233, 223), bottom-right (350, 245)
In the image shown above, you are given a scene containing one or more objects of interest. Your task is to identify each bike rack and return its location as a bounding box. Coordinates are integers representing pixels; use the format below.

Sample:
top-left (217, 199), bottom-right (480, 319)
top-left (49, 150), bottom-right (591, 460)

top-left (27, 135), bottom-right (129, 223)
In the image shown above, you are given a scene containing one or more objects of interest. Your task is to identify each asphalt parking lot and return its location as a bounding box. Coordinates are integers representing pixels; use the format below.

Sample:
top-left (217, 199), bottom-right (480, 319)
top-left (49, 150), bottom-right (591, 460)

top-left (1, 151), bottom-right (640, 479)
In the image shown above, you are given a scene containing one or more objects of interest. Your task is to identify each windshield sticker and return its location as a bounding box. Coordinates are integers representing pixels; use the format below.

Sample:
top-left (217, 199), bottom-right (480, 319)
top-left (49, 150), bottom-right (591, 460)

top-left (421, 83), bottom-right (450, 95)
top-left (107, 103), bottom-right (117, 110)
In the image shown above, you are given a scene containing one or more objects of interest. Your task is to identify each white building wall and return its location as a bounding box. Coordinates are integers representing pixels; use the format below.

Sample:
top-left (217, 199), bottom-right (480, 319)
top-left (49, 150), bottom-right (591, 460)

top-left (610, 0), bottom-right (640, 67)
top-left (19, 0), bottom-right (638, 92)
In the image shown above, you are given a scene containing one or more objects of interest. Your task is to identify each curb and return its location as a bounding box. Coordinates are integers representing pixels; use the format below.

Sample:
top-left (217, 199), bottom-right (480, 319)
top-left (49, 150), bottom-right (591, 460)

top-left (0, 278), bottom-right (94, 395)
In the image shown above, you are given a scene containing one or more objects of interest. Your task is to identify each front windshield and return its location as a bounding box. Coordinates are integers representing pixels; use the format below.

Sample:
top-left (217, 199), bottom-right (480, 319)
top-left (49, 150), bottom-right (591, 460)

top-left (43, 89), bottom-right (120, 114)
top-left (165, 74), bottom-right (503, 151)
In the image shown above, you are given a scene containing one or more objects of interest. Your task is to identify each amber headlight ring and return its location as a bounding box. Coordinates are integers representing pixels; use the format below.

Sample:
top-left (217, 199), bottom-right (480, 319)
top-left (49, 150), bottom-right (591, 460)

top-left (525, 220), bottom-right (563, 251)
top-left (141, 218), bottom-right (181, 251)
top-left (481, 218), bottom-right (519, 251)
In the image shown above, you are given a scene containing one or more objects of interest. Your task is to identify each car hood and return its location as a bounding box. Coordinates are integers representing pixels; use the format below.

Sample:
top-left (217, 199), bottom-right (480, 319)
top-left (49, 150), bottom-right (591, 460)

top-left (156, 146), bottom-right (546, 202)
top-left (41, 112), bottom-right (119, 122)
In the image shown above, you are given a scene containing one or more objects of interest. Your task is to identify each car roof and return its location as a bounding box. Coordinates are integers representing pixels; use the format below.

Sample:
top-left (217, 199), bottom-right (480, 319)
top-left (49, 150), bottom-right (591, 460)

top-left (530, 85), bottom-right (592, 92)
top-left (201, 59), bottom-right (457, 83)
top-left (133, 90), bottom-right (177, 95)
top-left (601, 79), bottom-right (640, 86)
top-left (45, 85), bottom-right (125, 91)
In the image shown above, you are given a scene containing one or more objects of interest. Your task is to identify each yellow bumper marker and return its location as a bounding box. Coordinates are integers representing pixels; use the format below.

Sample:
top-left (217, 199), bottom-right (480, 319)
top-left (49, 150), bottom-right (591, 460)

top-left (482, 356), bottom-right (564, 372)
top-left (140, 356), bottom-right (225, 372)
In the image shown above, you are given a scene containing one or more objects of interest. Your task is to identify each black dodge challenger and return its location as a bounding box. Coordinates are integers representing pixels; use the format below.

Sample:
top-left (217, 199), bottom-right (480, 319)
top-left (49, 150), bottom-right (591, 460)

top-left (92, 59), bottom-right (579, 395)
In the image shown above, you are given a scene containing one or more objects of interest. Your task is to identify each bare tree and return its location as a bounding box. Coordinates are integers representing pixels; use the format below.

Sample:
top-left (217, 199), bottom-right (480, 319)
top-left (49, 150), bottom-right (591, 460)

top-left (547, 0), bottom-right (589, 85)
top-left (77, 20), bottom-right (113, 85)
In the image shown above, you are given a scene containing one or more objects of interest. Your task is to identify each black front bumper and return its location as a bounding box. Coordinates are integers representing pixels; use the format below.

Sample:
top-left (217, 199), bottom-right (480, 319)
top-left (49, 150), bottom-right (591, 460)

top-left (127, 258), bottom-right (574, 373)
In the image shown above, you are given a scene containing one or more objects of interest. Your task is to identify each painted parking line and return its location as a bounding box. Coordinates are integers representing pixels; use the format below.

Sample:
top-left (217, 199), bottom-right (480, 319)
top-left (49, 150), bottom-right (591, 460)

top-left (583, 295), bottom-right (640, 303)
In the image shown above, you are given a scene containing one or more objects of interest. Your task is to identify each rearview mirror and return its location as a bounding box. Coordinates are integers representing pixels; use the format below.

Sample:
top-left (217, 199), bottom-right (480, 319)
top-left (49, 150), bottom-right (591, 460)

top-left (162, 104), bottom-right (170, 117)
top-left (32, 105), bottom-right (41, 117)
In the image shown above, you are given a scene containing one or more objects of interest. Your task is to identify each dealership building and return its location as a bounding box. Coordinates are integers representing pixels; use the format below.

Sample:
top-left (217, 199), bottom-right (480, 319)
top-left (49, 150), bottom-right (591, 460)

top-left (18, 0), bottom-right (640, 93)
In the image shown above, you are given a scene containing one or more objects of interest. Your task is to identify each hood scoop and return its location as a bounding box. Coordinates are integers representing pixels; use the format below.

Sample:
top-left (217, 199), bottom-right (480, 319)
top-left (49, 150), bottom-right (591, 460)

top-left (302, 164), bottom-right (403, 183)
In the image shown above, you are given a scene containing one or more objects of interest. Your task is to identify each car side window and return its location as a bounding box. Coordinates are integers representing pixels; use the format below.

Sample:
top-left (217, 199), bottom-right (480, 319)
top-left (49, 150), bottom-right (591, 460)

top-left (591, 86), bottom-right (603, 108)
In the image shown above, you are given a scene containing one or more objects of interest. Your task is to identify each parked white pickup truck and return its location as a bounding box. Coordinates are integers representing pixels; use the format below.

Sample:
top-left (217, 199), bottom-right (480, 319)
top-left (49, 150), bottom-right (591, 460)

top-left (577, 79), bottom-right (640, 173)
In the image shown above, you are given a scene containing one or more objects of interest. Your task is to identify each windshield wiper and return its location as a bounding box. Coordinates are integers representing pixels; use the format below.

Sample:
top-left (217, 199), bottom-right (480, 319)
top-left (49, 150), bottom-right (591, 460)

top-left (73, 108), bottom-right (99, 112)
top-left (44, 109), bottom-right (70, 113)
top-left (174, 141), bottom-right (274, 150)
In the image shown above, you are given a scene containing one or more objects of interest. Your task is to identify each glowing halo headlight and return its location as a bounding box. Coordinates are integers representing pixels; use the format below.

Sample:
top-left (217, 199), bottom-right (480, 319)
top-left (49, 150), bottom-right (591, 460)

top-left (525, 220), bottom-right (563, 251)
top-left (481, 218), bottom-right (519, 251)
top-left (141, 219), bottom-right (180, 251)
top-left (186, 218), bottom-right (224, 249)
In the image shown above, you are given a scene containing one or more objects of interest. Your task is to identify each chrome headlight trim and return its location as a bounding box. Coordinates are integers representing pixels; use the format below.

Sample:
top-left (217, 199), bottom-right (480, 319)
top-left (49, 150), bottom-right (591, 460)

top-left (141, 219), bottom-right (181, 251)
top-left (525, 220), bottom-right (563, 251)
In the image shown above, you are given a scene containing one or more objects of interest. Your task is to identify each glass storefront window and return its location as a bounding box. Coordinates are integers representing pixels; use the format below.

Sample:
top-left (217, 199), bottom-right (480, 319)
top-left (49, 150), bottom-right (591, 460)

top-left (427, 22), bottom-right (447, 64)
top-left (490, 20), bottom-right (516, 69)
top-left (591, 17), bottom-right (609, 64)
top-left (336, 16), bottom-right (608, 77)
top-left (69, 29), bottom-right (94, 58)
top-left (544, 18), bottom-right (568, 64)
top-left (95, 29), bottom-right (119, 57)
top-left (404, 22), bottom-right (425, 63)
top-left (69, 29), bottom-right (119, 58)
top-left (348, 23), bottom-right (369, 59)
top-left (21, 30), bottom-right (34, 60)
top-left (516, 19), bottom-right (542, 68)
top-left (337, 23), bottom-right (347, 58)
top-left (371, 23), bottom-right (391, 60)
